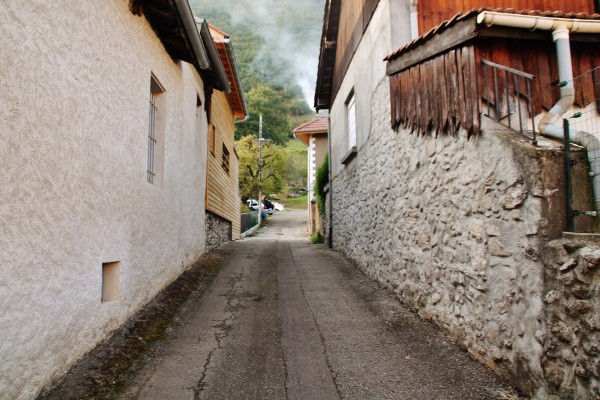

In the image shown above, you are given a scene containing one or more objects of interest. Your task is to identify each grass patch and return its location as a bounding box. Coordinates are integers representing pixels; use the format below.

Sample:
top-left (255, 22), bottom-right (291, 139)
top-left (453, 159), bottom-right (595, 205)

top-left (283, 194), bottom-right (308, 210)
top-left (284, 137), bottom-right (308, 153)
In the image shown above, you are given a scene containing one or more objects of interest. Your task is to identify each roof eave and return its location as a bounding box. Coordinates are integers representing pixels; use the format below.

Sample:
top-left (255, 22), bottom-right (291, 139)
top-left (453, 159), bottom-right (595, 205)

top-left (196, 18), bottom-right (231, 93)
top-left (314, 0), bottom-right (341, 110)
top-left (136, 0), bottom-right (210, 74)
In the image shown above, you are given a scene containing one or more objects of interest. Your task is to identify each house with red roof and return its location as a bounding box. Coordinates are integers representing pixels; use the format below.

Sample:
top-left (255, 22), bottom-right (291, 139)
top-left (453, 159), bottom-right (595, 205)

top-left (204, 23), bottom-right (248, 247)
top-left (315, 0), bottom-right (600, 397)
top-left (294, 116), bottom-right (329, 233)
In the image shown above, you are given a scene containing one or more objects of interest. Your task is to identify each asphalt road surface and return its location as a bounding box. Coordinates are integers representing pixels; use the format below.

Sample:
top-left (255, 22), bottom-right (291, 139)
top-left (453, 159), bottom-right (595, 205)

top-left (121, 210), bottom-right (518, 400)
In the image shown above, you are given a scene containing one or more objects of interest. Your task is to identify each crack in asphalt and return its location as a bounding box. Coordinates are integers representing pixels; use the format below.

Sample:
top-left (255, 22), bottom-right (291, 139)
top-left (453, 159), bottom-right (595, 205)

top-left (287, 241), bottom-right (343, 399)
top-left (192, 271), bottom-right (246, 399)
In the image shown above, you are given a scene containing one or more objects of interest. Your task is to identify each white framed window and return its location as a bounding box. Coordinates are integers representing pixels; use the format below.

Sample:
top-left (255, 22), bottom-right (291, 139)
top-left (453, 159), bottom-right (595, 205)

top-left (346, 91), bottom-right (356, 150)
top-left (148, 74), bottom-right (165, 186)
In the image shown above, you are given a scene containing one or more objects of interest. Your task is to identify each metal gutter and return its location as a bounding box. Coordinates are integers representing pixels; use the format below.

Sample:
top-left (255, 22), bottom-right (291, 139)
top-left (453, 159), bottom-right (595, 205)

top-left (173, 0), bottom-right (209, 69)
top-left (477, 11), bottom-right (600, 33)
top-left (327, 114), bottom-right (333, 248)
top-left (223, 38), bottom-right (249, 123)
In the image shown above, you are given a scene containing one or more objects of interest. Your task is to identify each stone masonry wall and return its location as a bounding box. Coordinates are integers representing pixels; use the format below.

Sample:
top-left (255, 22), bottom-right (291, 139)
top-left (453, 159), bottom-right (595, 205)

top-left (542, 239), bottom-right (600, 399)
top-left (206, 211), bottom-right (232, 251)
top-left (329, 79), bottom-right (580, 397)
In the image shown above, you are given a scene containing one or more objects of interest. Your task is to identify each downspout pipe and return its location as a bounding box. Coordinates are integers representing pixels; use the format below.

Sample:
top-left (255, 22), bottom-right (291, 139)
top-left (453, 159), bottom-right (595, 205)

top-left (173, 0), bottom-right (209, 70)
top-left (477, 12), bottom-right (600, 212)
top-left (327, 114), bottom-right (333, 248)
top-left (409, 0), bottom-right (419, 41)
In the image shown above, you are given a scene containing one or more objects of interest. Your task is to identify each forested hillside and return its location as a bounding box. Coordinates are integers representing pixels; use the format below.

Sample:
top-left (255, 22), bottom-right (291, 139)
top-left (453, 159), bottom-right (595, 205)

top-left (190, 0), bottom-right (324, 144)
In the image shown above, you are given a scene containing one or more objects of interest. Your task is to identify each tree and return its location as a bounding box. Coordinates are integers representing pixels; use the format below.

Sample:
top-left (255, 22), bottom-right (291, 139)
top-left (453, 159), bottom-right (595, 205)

top-left (235, 85), bottom-right (291, 145)
top-left (236, 135), bottom-right (287, 200)
top-left (315, 153), bottom-right (328, 215)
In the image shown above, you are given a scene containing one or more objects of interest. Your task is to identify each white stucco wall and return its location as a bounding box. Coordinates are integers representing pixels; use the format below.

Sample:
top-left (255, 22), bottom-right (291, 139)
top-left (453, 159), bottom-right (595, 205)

top-left (328, 0), bottom-right (411, 178)
top-left (0, 1), bottom-right (208, 398)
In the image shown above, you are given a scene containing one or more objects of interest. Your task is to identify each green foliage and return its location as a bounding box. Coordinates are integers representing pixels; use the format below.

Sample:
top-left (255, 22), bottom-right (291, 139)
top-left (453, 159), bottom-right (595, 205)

top-left (235, 85), bottom-right (291, 145)
top-left (310, 232), bottom-right (324, 244)
top-left (236, 135), bottom-right (287, 199)
top-left (315, 153), bottom-right (329, 215)
top-left (191, 0), bottom-right (324, 189)
top-left (285, 139), bottom-right (308, 188)
top-left (190, 0), bottom-right (319, 141)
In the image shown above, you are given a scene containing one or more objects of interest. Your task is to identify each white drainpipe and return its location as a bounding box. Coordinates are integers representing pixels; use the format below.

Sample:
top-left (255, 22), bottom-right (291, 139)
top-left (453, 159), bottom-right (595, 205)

top-left (477, 12), bottom-right (600, 211)
top-left (410, 0), bottom-right (419, 40)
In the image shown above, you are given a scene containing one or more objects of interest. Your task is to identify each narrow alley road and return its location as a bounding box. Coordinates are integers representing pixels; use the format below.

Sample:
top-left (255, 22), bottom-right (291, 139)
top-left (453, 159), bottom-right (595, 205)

top-left (121, 210), bottom-right (517, 400)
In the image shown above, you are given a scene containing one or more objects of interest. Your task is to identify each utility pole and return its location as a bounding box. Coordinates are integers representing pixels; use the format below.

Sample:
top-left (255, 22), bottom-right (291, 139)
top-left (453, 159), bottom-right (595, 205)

top-left (258, 114), bottom-right (263, 223)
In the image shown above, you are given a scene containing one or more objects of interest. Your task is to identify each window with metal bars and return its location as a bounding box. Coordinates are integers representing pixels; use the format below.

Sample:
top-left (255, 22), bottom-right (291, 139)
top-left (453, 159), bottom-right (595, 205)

top-left (209, 124), bottom-right (216, 156)
top-left (148, 75), bottom-right (165, 185)
top-left (222, 144), bottom-right (230, 174)
top-left (346, 90), bottom-right (356, 150)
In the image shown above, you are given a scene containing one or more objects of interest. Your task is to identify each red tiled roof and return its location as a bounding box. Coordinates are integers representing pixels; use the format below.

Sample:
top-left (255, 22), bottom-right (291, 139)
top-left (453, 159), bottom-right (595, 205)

top-left (293, 116), bottom-right (328, 145)
top-left (293, 116), bottom-right (328, 133)
top-left (385, 7), bottom-right (600, 62)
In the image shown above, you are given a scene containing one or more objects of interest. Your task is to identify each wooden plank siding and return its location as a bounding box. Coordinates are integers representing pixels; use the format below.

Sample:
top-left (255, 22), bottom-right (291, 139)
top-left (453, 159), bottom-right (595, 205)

top-left (331, 0), bottom-right (380, 107)
top-left (389, 38), bottom-right (600, 137)
top-left (417, 0), bottom-right (596, 35)
top-left (389, 45), bottom-right (481, 135)
top-left (206, 90), bottom-right (241, 239)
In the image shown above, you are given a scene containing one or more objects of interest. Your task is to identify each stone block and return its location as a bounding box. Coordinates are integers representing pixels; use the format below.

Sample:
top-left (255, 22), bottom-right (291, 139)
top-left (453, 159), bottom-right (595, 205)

top-left (486, 221), bottom-right (503, 237)
top-left (570, 284), bottom-right (592, 300)
top-left (544, 362), bottom-right (565, 387)
top-left (559, 258), bottom-right (577, 272)
top-left (551, 323), bottom-right (572, 343)
top-left (580, 248), bottom-right (600, 274)
top-left (489, 239), bottom-right (511, 257)
top-left (544, 290), bottom-right (561, 304)
top-left (500, 185), bottom-right (528, 209)
top-left (565, 300), bottom-right (591, 317)
top-left (468, 219), bottom-right (486, 243)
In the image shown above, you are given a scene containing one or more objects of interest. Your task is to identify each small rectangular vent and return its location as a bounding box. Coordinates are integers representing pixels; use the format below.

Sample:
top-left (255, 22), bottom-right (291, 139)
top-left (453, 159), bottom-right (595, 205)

top-left (102, 261), bottom-right (120, 302)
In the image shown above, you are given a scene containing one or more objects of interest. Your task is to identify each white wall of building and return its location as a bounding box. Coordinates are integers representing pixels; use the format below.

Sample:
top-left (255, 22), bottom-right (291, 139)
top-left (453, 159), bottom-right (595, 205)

top-left (328, 0), bottom-right (412, 178)
top-left (0, 1), bottom-right (208, 397)
top-left (308, 137), bottom-right (317, 201)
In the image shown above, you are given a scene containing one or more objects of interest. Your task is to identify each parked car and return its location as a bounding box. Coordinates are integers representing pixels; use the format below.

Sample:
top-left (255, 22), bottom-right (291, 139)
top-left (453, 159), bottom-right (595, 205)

top-left (246, 199), bottom-right (259, 210)
top-left (246, 199), bottom-right (274, 214)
